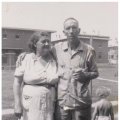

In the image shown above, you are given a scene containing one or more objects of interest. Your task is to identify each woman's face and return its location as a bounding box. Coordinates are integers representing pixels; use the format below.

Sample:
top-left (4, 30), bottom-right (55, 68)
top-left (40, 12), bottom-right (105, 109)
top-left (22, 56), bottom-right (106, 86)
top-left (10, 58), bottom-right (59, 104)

top-left (36, 36), bottom-right (51, 56)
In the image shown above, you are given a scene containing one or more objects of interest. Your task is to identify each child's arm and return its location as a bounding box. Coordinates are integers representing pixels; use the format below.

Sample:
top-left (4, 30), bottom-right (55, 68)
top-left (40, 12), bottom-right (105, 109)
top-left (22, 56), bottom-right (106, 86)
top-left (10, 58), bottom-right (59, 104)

top-left (110, 104), bottom-right (114, 120)
top-left (92, 106), bottom-right (98, 120)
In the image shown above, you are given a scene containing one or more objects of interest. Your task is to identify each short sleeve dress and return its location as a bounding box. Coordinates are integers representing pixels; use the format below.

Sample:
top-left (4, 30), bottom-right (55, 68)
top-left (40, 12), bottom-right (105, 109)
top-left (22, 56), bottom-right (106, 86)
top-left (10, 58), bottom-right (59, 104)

top-left (14, 53), bottom-right (58, 120)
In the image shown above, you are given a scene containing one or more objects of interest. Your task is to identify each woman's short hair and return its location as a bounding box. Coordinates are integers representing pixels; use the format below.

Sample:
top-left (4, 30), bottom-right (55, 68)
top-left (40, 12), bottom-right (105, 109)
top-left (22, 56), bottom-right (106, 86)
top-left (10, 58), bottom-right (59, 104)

top-left (96, 86), bottom-right (111, 98)
top-left (28, 31), bottom-right (50, 53)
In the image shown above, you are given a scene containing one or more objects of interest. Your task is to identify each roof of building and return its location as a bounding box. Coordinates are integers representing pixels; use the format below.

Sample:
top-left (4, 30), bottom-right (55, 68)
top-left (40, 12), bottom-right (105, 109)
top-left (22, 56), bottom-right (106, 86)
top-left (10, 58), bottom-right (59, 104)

top-left (108, 45), bottom-right (118, 48)
top-left (2, 27), bottom-right (56, 33)
top-left (79, 34), bottom-right (109, 40)
top-left (80, 34), bottom-right (109, 39)
top-left (52, 34), bottom-right (109, 42)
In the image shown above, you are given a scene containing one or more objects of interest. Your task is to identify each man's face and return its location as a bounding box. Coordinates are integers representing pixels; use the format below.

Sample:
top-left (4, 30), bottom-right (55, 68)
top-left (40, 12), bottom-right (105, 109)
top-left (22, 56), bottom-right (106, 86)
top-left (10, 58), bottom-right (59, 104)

top-left (36, 36), bottom-right (51, 56)
top-left (63, 19), bottom-right (80, 42)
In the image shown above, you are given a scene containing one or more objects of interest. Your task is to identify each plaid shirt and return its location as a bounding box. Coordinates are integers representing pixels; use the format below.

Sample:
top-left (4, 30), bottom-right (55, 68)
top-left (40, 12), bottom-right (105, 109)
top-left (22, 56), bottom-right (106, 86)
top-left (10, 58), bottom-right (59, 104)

top-left (54, 40), bottom-right (99, 108)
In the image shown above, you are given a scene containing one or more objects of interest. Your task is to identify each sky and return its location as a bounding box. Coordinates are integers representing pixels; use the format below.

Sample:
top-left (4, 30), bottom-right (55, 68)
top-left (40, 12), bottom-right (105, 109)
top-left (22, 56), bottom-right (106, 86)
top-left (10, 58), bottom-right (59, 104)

top-left (2, 2), bottom-right (118, 44)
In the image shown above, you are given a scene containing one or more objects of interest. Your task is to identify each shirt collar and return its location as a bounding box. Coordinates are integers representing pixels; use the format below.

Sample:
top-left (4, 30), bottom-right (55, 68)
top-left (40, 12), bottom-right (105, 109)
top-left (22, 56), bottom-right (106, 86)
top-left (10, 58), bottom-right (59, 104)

top-left (32, 52), bottom-right (54, 62)
top-left (62, 40), bottom-right (84, 52)
top-left (62, 41), bottom-right (68, 51)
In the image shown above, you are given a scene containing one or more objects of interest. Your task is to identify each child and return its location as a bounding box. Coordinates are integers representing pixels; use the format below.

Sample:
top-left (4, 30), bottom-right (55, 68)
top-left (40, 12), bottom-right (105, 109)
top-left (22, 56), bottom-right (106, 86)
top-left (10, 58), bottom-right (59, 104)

top-left (92, 86), bottom-right (114, 120)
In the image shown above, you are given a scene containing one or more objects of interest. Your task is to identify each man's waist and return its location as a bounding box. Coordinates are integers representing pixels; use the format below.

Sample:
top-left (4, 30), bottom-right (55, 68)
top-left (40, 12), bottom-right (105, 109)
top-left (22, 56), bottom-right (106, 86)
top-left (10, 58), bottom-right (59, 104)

top-left (58, 89), bottom-right (91, 99)
top-left (57, 94), bottom-right (92, 105)
top-left (57, 95), bottom-right (92, 102)
top-left (57, 99), bottom-right (91, 110)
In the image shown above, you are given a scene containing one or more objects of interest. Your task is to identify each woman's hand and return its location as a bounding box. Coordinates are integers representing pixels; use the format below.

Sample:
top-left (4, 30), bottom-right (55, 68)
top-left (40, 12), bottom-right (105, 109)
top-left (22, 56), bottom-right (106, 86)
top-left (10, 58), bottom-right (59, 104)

top-left (13, 77), bottom-right (23, 119)
top-left (48, 74), bottom-right (58, 85)
top-left (14, 104), bottom-right (23, 119)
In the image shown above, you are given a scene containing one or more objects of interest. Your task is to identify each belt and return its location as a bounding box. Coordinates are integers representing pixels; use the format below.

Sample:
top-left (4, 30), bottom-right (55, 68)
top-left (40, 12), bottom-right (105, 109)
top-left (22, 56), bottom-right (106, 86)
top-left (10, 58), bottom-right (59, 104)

top-left (24, 82), bottom-right (55, 88)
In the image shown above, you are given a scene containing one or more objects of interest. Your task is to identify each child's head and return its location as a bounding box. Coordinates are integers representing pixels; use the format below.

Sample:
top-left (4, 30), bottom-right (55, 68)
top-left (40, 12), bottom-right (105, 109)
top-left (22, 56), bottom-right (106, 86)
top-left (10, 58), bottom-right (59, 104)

top-left (96, 86), bottom-right (111, 99)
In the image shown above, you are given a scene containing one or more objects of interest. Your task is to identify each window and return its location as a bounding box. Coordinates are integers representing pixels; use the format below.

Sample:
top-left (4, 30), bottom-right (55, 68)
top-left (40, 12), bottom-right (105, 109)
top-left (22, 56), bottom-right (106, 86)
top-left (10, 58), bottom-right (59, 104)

top-left (111, 55), bottom-right (114, 59)
top-left (116, 55), bottom-right (118, 59)
top-left (15, 34), bottom-right (20, 40)
top-left (2, 33), bottom-right (7, 39)
top-left (2, 54), bottom-right (7, 64)
top-left (98, 52), bottom-right (102, 59)
top-left (98, 44), bottom-right (102, 48)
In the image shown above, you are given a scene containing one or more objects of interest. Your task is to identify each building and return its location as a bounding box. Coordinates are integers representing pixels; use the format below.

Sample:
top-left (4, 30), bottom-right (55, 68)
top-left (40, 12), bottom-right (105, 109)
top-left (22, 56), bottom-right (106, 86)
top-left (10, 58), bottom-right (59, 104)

top-left (2, 27), bottom-right (55, 69)
top-left (108, 45), bottom-right (118, 64)
top-left (52, 34), bottom-right (109, 63)
top-left (2, 28), bottom-right (109, 69)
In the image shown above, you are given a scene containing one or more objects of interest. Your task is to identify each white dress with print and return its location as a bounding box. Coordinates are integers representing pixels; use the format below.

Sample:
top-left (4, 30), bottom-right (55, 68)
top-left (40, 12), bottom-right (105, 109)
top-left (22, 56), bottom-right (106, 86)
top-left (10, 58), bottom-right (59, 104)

top-left (14, 53), bottom-right (58, 120)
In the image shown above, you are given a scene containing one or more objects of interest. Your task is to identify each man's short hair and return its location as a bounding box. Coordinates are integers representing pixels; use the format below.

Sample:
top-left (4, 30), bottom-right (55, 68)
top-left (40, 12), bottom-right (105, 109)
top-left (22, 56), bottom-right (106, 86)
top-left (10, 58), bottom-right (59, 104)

top-left (64, 17), bottom-right (79, 27)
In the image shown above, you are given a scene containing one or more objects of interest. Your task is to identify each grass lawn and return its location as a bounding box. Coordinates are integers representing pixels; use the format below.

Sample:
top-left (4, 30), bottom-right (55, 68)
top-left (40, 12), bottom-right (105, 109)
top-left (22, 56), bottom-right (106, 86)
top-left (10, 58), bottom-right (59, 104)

top-left (2, 70), bottom-right (14, 109)
top-left (93, 63), bottom-right (118, 100)
top-left (2, 63), bottom-right (118, 109)
top-left (2, 114), bottom-right (18, 120)
top-left (97, 63), bottom-right (118, 81)
top-left (2, 63), bottom-right (118, 120)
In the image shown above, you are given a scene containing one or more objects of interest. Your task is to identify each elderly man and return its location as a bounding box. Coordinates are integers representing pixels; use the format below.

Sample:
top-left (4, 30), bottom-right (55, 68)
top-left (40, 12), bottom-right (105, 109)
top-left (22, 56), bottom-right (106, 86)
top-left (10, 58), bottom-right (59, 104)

top-left (16, 18), bottom-right (99, 120)
top-left (54, 18), bottom-right (99, 120)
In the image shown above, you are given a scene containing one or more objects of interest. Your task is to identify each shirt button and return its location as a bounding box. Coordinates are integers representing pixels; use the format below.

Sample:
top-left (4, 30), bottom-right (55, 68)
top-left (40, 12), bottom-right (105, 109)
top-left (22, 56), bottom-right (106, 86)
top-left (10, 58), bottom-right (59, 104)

top-left (73, 104), bottom-right (76, 107)
top-left (70, 67), bottom-right (72, 70)
top-left (61, 65), bottom-right (65, 68)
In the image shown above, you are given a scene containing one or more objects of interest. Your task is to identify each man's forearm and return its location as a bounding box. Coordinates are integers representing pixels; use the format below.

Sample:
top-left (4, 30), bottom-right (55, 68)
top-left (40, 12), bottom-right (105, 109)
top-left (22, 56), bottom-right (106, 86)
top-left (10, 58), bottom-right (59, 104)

top-left (84, 71), bottom-right (99, 80)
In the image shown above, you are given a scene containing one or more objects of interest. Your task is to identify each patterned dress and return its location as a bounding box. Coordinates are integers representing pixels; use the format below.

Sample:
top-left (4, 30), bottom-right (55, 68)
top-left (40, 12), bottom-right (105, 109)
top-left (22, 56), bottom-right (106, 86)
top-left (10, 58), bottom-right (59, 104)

top-left (14, 53), bottom-right (58, 120)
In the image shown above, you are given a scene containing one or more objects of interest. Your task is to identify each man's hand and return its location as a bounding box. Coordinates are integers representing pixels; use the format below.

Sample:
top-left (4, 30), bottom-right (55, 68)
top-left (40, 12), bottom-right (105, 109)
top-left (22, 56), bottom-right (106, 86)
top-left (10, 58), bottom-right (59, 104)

top-left (16, 52), bottom-right (27, 67)
top-left (72, 68), bottom-right (88, 83)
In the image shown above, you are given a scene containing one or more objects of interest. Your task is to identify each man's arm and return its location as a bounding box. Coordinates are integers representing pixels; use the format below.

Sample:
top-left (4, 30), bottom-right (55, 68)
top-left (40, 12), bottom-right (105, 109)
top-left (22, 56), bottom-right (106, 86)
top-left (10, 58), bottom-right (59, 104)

top-left (72, 49), bottom-right (99, 81)
top-left (86, 49), bottom-right (99, 80)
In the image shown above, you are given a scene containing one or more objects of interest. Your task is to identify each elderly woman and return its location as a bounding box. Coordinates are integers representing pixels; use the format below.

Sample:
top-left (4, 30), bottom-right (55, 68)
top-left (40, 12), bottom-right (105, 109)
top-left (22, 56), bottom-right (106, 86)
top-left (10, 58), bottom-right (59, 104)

top-left (13, 32), bottom-right (58, 120)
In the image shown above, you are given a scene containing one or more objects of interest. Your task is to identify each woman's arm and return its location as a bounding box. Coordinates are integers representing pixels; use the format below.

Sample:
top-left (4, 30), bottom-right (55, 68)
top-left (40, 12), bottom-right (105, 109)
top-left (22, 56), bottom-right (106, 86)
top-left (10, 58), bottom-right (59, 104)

top-left (13, 76), bottom-right (23, 119)
top-left (16, 52), bottom-right (28, 67)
